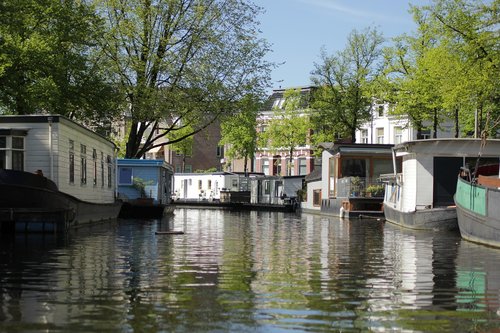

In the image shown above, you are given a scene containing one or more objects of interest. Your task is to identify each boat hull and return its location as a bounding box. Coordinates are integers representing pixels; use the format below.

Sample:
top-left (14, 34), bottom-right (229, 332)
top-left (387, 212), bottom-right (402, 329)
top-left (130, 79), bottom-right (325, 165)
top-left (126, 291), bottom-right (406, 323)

top-left (454, 176), bottom-right (500, 248)
top-left (383, 203), bottom-right (457, 230)
top-left (0, 170), bottom-right (121, 233)
top-left (119, 201), bottom-right (175, 219)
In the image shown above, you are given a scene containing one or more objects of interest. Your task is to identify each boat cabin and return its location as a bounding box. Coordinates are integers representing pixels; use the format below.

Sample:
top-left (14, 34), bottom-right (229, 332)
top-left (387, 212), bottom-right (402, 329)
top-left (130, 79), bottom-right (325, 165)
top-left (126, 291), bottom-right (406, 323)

top-left (0, 115), bottom-right (117, 204)
top-left (319, 143), bottom-right (394, 217)
top-left (250, 175), bottom-right (304, 206)
top-left (117, 159), bottom-right (174, 205)
top-left (385, 139), bottom-right (500, 216)
top-left (173, 172), bottom-right (244, 201)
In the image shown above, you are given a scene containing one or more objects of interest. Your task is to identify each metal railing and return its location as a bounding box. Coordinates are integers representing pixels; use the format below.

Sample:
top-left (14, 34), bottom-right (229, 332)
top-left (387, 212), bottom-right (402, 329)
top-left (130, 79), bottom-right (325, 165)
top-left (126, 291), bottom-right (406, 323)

top-left (334, 177), bottom-right (385, 198)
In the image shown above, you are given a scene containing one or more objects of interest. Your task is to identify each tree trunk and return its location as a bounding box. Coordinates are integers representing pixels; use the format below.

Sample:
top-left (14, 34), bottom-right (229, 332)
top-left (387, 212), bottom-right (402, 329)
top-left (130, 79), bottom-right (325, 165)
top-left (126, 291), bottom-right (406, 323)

top-left (454, 107), bottom-right (459, 138)
top-left (433, 108), bottom-right (438, 138)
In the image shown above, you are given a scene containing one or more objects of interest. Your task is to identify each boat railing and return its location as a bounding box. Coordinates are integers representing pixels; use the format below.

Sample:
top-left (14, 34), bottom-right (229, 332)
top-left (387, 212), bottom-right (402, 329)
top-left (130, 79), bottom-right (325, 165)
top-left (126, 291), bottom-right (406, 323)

top-left (336, 177), bottom-right (386, 198)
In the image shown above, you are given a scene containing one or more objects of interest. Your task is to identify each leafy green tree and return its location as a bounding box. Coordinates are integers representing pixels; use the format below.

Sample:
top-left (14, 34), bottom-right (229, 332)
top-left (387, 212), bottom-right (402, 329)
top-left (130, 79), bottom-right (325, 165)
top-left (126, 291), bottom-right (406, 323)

top-left (311, 27), bottom-right (384, 143)
top-left (219, 95), bottom-right (261, 175)
top-left (382, 0), bottom-right (499, 138)
top-left (167, 125), bottom-right (194, 173)
top-left (96, 0), bottom-right (272, 158)
top-left (0, 0), bottom-right (120, 128)
top-left (259, 89), bottom-right (311, 176)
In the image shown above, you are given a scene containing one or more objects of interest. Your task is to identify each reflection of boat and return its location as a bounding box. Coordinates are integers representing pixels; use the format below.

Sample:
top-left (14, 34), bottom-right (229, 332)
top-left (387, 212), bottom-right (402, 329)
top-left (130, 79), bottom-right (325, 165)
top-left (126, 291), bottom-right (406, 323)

top-left (455, 162), bottom-right (500, 248)
top-left (383, 139), bottom-right (500, 230)
top-left (455, 239), bottom-right (500, 313)
top-left (0, 169), bottom-right (122, 232)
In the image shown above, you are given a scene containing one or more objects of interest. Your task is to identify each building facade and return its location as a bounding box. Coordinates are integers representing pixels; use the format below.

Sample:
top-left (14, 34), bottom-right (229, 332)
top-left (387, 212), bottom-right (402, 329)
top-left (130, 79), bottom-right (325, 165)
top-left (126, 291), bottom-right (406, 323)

top-left (254, 86), bottom-right (316, 177)
top-left (355, 102), bottom-right (457, 144)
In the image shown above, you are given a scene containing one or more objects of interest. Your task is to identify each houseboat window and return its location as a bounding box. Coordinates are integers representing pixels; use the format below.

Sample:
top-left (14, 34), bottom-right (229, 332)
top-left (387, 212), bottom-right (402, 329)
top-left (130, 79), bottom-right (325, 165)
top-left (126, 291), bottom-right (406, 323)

top-left (275, 181), bottom-right (283, 197)
top-left (208, 180), bottom-right (212, 190)
top-left (119, 167), bottom-right (133, 185)
top-left (0, 137), bottom-right (6, 169)
top-left (107, 155), bottom-right (112, 188)
top-left (298, 158), bottom-right (307, 175)
top-left (198, 180), bottom-right (202, 190)
top-left (313, 190), bottom-right (321, 206)
top-left (101, 152), bottom-right (105, 187)
top-left (372, 159), bottom-right (394, 178)
top-left (69, 140), bottom-right (75, 183)
top-left (80, 144), bottom-right (87, 185)
top-left (341, 159), bottom-right (366, 178)
top-left (264, 180), bottom-right (270, 195)
top-left (376, 128), bottom-right (384, 144)
top-left (11, 137), bottom-right (24, 171)
top-left (93, 149), bottom-right (97, 186)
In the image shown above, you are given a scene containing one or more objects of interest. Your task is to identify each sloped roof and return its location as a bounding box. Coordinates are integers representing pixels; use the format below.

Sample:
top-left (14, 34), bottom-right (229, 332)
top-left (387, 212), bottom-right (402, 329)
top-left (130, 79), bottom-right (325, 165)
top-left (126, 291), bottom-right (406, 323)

top-left (261, 86), bottom-right (316, 111)
top-left (305, 167), bottom-right (322, 183)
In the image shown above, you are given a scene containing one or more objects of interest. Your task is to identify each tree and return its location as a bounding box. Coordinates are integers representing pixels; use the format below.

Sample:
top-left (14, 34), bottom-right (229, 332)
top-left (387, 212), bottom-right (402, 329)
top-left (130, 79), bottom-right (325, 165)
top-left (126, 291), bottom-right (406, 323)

top-left (381, 0), bottom-right (499, 138)
top-left (311, 27), bottom-right (385, 143)
top-left (167, 125), bottom-right (193, 173)
top-left (0, 0), bottom-right (121, 129)
top-left (96, 0), bottom-right (272, 158)
top-left (259, 88), bottom-right (311, 176)
top-left (219, 94), bottom-right (261, 175)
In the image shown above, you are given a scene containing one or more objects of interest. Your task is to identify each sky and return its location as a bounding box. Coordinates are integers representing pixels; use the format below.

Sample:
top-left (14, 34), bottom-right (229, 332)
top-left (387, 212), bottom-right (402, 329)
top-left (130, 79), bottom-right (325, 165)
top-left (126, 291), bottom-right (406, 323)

top-left (253, 0), bottom-right (432, 90)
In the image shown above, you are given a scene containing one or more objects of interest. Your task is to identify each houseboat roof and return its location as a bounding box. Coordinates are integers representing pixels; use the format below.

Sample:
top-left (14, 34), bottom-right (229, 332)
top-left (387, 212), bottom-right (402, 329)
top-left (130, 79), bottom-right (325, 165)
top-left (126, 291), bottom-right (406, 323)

top-left (324, 143), bottom-right (394, 156)
top-left (305, 167), bottom-right (322, 183)
top-left (394, 138), bottom-right (500, 157)
top-left (174, 171), bottom-right (237, 176)
top-left (117, 159), bottom-right (173, 170)
top-left (0, 114), bottom-right (116, 147)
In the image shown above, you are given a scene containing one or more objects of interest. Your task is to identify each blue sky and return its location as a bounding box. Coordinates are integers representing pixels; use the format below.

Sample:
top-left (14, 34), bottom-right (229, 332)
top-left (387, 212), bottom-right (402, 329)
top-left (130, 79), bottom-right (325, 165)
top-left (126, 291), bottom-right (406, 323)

top-left (253, 0), bottom-right (431, 90)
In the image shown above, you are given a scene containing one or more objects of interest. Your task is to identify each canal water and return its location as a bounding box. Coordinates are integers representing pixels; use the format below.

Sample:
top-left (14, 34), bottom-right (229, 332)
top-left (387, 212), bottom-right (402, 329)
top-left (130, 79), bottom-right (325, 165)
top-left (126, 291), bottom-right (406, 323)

top-left (1, 209), bottom-right (500, 332)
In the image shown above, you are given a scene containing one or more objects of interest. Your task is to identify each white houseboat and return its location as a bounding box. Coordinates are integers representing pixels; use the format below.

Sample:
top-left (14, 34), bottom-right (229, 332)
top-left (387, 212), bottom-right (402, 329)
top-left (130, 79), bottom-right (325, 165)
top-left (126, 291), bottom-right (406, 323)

top-left (383, 139), bottom-right (500, 230)
top-left (173, 172), bottom-right (245, 202)
top-left (0, 115), bottom-right (121, 232)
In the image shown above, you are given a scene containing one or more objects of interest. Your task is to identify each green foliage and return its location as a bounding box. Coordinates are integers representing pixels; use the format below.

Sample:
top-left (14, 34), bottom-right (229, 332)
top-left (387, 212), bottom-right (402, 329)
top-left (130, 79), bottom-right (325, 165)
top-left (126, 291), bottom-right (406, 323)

top-left (220, 94), bottom-right (261, 173)
top-left (381, 0), bottom-right (500, 138)
top-left (366, 184), bottom-right (384, 196)
top-left (259, 88), bottom-right (311, 176)
top-left (194, 167), bottom-right (217, 173)
top-left (311, 27), bottom-right (385, 143)
top-left (96, 0), bottom-right (273, 158)
top-left (0, 0), bottom-right (121, 126)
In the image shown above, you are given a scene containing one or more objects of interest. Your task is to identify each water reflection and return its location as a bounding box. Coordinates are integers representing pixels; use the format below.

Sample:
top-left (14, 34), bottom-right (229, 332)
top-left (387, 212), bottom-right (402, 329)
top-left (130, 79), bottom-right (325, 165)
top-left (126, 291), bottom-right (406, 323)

top-left (0, 210), bottom-right (499, 332)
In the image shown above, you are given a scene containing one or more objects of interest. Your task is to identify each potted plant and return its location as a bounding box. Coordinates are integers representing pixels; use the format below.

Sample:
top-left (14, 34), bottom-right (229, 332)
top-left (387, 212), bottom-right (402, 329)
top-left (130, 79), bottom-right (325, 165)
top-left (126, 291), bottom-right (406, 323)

top-left (351, 176), bottom-right (361, 197)
top-left (365, 184), bottom-right (385, 197)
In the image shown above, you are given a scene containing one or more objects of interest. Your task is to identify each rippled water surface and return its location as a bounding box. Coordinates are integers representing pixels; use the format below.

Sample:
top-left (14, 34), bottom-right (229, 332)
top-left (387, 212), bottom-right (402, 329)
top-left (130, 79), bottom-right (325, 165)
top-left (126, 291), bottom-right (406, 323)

top-left (1, 208), bottom-right (500, 332)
